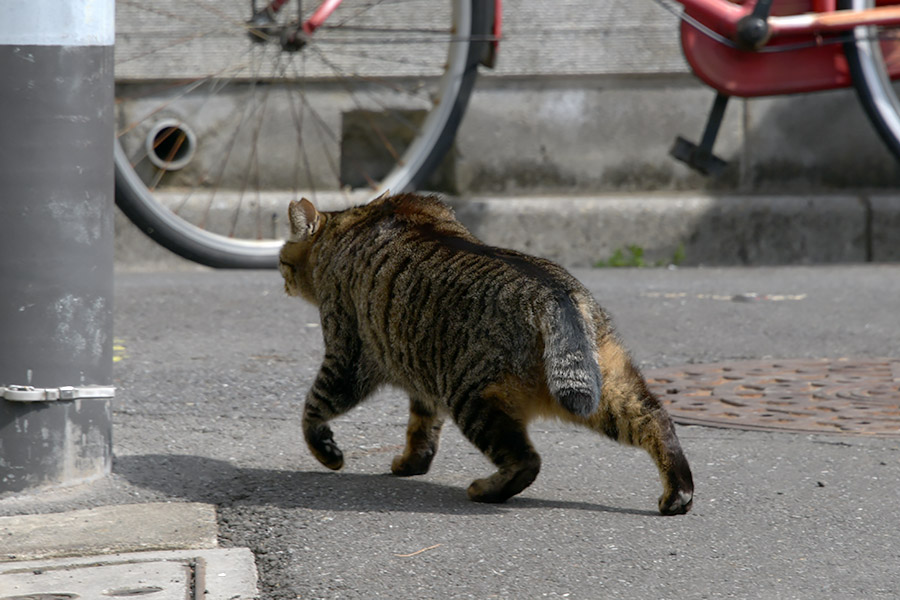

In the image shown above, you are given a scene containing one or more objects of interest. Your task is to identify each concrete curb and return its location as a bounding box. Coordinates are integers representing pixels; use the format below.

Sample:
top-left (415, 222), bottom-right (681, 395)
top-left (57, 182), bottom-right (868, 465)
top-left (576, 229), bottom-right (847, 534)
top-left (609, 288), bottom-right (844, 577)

top-left (114, 193), bottom-right (900, 270)
top-left (0, 502), bottom-right (259, 599)
top-left (450, 194), bottom-right (898, 267)
top-left (0, 502), bottom-right (218, 562)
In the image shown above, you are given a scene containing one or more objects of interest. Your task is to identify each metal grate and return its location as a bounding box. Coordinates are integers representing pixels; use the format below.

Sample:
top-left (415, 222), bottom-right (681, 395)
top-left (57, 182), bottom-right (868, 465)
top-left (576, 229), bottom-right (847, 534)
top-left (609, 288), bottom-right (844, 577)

top-left (647, 358), bottom-right (900, 437)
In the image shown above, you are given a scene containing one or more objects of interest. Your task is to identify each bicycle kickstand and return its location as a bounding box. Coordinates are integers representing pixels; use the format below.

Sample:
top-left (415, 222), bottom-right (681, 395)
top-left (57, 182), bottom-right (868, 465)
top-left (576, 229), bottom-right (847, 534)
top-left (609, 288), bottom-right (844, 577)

top-left (670, 92), bottom-right (730, 176)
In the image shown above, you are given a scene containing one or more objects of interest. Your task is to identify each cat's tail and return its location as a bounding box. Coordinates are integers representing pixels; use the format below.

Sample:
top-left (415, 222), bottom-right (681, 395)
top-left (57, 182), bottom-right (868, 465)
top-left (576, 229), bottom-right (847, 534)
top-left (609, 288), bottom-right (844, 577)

top-left (539, 293), bottom-right (603, 418)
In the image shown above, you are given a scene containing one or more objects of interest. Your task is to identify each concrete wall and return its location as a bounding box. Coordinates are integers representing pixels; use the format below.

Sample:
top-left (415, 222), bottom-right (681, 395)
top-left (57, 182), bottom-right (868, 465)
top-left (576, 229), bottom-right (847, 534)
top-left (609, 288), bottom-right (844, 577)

top-left (455, 78), bottom-right (900, 194)
top-left (113, 0), bottom-right (900, 196)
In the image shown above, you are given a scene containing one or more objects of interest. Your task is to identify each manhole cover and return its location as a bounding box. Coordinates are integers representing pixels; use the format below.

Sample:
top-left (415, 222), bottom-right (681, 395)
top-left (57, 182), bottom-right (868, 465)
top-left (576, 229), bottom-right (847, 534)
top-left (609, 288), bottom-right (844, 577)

top-left (646, 358), bottom-right (900, 437)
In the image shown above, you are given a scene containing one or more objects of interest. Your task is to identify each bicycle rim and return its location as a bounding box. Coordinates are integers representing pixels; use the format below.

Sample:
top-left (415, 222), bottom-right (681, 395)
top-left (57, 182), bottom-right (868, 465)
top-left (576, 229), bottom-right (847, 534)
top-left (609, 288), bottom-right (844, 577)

top-left (842, 0), bottom-right (900, 161)
top-left (114, 0), bottom-right (480, 268)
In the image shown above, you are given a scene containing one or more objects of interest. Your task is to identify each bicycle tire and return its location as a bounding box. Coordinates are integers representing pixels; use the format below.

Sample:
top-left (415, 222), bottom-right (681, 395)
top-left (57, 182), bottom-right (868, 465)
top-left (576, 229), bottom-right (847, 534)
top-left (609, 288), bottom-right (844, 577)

top-left (114, 0), bottom-right (492, 269)
top-left (841, 0), bottom-right (900, 162)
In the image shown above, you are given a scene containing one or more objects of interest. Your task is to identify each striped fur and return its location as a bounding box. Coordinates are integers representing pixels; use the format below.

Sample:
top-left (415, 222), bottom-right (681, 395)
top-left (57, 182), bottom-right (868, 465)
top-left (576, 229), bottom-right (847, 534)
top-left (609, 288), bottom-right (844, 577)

top-left (279, 193), bottom-right (693, 514)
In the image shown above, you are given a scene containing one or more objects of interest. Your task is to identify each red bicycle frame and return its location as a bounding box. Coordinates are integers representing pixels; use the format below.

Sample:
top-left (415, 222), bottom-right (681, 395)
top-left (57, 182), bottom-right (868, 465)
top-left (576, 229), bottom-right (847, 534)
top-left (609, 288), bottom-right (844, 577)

top-left (267, 0), bottom-right (504, 61)
top-left (281, 0), bottom-right (504, 43)
top-left (274, 0), bottom-right (900, 98)
top-left (301, 0), bottom-right (343, 35)
top-left (680, 0), bottom-right (900, 96)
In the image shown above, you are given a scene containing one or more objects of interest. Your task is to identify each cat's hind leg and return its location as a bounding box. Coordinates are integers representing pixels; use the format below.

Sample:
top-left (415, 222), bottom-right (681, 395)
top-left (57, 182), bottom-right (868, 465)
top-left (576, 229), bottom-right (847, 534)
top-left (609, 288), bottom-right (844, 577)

top-left (450, 381), bottom-right (541, 503)
top-left (584, 337), bottom-right (694, 515)
top-left (392, 395), bottom-right (444, 477)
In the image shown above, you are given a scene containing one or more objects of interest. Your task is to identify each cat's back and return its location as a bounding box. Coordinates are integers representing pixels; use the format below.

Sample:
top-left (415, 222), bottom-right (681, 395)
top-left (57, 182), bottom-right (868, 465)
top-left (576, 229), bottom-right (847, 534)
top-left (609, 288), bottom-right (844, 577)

top-left (329, 194), bottom-right (582, 305)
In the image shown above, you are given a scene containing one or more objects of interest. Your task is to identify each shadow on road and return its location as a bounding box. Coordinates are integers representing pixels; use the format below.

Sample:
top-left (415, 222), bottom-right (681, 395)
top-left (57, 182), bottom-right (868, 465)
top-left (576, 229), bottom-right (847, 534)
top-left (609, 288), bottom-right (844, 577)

top-left (115, 453), bottom-right (657, 517)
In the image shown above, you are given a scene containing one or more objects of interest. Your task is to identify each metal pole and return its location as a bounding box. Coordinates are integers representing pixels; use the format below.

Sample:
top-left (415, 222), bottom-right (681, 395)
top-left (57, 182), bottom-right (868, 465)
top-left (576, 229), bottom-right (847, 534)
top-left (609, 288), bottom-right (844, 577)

top-left (0, 0), bottom-right (115, 494)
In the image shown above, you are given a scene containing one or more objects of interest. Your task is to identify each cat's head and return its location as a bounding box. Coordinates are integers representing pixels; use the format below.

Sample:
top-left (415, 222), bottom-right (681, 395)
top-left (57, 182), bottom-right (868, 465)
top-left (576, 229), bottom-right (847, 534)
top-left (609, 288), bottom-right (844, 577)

top-left (279, 198), bottom-right (324, 302)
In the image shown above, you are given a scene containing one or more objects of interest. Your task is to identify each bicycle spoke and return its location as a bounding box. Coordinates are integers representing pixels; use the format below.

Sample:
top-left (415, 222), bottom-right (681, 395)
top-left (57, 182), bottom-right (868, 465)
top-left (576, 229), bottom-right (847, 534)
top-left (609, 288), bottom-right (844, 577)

top-left (308, 42), bottom-right (434, 112)
top-left (202, 51), bottom-right (276, 229)
top-left (118, 0), bottom-right (240, 35)
top-left (288, 57), bottom-right (345, 195)
top-left (306, 44), bottom-right (411, 182)
top-left (117, 47), bottom-right (257, 140)
top-left (285, 57), bottom-right (323, 200)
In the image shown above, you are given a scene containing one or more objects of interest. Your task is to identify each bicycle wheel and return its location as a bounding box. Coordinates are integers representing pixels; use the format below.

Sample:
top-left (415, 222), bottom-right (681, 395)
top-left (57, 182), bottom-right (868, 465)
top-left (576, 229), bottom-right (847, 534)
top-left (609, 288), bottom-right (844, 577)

top-left (841, 0), bottom-right (900, 161)
top-left (115, 0), bottom-right (492, 268)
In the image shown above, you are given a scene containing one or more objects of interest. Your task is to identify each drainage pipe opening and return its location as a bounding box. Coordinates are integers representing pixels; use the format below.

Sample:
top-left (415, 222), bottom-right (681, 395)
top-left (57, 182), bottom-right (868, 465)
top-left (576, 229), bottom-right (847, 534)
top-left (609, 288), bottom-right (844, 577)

top-left (145, 119), bottom-right (197, 171)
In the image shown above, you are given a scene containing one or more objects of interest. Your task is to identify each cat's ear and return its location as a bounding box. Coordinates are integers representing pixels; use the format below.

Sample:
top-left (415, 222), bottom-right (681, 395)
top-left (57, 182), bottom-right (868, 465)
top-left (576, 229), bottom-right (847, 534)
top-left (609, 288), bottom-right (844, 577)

top-left (288, 198), bottom-right (321, 241)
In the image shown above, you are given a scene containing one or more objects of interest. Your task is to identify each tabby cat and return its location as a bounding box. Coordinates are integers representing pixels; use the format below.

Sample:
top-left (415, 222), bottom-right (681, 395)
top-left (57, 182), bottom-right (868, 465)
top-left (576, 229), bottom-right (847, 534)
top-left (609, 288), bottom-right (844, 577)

top-left (279, 193), bottom-right (693, 515)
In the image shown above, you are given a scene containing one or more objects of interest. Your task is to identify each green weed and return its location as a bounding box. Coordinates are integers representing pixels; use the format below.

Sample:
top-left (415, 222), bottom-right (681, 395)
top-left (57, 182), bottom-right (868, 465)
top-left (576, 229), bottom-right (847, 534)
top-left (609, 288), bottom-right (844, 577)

top-left (594, 244), bottom-right (685, 268)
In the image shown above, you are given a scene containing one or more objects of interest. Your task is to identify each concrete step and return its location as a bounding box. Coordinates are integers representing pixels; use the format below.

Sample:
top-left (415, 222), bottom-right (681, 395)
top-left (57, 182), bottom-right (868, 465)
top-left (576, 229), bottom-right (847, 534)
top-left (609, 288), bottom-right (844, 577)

top-left (114, 193), bottom-right (900, 270)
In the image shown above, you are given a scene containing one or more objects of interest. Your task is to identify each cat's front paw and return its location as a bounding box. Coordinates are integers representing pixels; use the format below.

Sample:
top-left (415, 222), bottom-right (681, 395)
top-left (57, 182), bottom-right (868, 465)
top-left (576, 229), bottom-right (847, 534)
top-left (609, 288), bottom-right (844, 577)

top-left (306, 426), bottom-right (344, 470)
top-left (658, 488), bottom-right (693, 516)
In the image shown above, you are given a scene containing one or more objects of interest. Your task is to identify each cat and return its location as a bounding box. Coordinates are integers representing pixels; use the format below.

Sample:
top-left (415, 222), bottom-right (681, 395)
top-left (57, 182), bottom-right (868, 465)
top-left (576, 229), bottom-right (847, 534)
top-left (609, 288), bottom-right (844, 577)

top-left (279, 193), bottom-right (693, 515)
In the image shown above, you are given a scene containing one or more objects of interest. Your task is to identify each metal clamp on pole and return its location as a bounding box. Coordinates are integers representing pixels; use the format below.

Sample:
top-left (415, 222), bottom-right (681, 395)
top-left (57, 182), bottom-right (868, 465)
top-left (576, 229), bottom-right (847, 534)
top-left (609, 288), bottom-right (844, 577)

top-left (1, 385), bottom-right (116, 402)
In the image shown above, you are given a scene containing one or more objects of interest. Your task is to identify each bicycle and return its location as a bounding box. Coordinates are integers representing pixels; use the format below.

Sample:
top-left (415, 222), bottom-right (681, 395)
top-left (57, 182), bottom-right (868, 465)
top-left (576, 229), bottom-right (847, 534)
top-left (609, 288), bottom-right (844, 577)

top-left (114, 0), bottom-right (900, 269)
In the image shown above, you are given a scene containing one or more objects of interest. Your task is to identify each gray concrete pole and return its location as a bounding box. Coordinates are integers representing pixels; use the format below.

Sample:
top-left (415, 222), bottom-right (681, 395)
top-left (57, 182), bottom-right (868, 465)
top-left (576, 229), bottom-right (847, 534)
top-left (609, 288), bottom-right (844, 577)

top-left (0, 1), bottom-right (116, 494)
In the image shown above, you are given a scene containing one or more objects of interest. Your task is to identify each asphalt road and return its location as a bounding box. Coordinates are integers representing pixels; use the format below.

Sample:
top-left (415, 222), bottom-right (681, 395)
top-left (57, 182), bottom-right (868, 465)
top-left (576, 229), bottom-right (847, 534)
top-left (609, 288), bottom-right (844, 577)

top-left (3, 265), bottom-right (900, 599)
